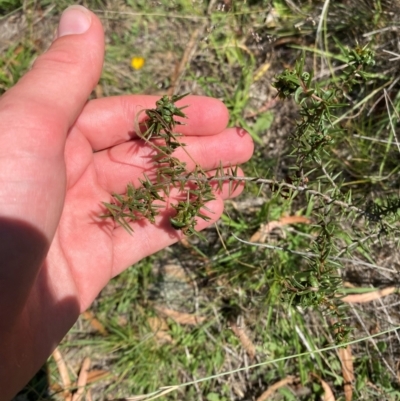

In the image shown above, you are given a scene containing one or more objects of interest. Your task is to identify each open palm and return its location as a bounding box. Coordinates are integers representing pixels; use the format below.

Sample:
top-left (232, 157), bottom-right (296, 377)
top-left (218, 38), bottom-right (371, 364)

top-left (52, 94), bottom-right (253, 311)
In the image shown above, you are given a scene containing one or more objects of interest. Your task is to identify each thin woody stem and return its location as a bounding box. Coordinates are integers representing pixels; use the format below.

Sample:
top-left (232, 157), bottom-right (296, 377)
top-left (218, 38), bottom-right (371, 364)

top-left (178, 174), bottom-right (364, 215)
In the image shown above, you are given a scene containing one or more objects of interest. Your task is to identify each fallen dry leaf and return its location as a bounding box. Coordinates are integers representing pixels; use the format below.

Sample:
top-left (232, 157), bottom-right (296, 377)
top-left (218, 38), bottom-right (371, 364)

top-left (163, 264), bottom-right (188, 281)
top-left (230, 320), bottom-right (256, 361)
top-left (312, 373), bottom-right (335, 401)
top-left (251, 215), bottom-right (311, 243)
top-left (86, 369), bottom-right (111, 384)
top-left (338, 346), bottom-right (354, 401)
top-left (52, 347), bottom-right (72, 401)
top-left (148, 315), bottom-right (168, 331)
top-left (147, 316), bottom-right (173, 344)
top-left (82, 311), bottom-right (108, 336)
top-left (342, 287), bottom-right (396, 303)
top-left (320, 378), bottom-right (335, 401)
top-left (154, 306), bottom-right (206, 326)
top-left (256, 376), bottom-right (296, 401)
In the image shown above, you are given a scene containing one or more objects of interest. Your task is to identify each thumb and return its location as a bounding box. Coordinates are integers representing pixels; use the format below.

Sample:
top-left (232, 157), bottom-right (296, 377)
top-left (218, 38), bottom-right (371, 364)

top-left (1, 5), bottom-right (104, 136)
top-left (0, 6), bottom-right (104, 337)
top-left (0, 5), bottom-right (104, 235)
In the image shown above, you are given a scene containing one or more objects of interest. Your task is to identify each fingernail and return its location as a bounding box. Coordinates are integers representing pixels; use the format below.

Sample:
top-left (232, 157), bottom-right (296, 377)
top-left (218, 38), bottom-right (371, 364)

top-left (57, 5), bottom-right (92, 37)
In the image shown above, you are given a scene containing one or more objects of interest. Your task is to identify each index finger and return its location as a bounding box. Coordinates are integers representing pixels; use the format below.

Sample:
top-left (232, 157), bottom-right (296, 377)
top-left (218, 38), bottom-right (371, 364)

top-left (74, 95), bottom-right (230, 151)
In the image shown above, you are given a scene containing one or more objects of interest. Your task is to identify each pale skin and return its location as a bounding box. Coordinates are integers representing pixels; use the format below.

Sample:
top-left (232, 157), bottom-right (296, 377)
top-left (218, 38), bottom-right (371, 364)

top-left (0, 5), bottom-right (253, 399)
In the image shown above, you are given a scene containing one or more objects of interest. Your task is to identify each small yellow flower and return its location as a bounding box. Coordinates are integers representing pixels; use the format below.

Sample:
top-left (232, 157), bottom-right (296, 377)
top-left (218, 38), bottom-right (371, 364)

top-left (131, 57), bottom-right (145, 70)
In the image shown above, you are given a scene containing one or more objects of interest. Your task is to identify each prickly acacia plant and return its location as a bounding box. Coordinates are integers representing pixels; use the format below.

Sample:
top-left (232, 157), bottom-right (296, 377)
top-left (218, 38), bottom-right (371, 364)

top-left (102, 44), bottom-right (398, 345)
top-left (273, 45), bottom-right (376, 182)
top-left (268, 44), bottom-right (397, 343)
top-left (102, 93), bottom-right (222, 239)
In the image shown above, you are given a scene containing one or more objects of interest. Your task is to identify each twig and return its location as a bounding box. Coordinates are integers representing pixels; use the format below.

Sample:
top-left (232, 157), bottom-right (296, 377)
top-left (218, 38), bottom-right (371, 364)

top-left (71, 358), bottom-right (91, 401)
top-left (168, 0), bottom-right (217, 95)
top-left (181, 175), bottom-right (365, 214)
top-left (52, 347), bottom-right (72, 401)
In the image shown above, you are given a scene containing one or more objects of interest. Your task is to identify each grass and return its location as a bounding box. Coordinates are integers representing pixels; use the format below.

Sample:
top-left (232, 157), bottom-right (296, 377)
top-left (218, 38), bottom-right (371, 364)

top-left (3, 0), bottom-right (400, 400)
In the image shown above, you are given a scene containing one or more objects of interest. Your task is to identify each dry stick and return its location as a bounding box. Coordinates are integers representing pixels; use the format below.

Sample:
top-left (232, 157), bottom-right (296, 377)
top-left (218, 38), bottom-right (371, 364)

top-left (71, 358), bottom-right (91, 401)
top-left (183, 175), bottom-right (365, 214)
top-left (168, 27), bottom-right (204, 96)
top-left (52, 347), bottom-right (72, 401)
top-left (167, 0), bottom-right (217, 95)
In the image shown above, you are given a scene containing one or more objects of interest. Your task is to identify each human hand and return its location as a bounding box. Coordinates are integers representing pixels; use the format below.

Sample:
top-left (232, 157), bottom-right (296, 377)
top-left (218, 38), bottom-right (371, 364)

top-left (0, 5), bottom-right (253, 399)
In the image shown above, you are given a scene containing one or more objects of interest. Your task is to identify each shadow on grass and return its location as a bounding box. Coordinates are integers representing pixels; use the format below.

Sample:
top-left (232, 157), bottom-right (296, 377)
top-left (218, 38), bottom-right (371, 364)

top-left (13, 365), bottom-right (53, 401)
